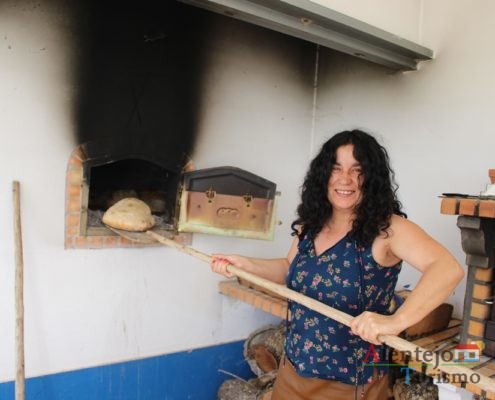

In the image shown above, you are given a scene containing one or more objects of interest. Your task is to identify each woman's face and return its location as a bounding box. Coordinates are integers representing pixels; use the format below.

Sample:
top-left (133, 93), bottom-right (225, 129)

top-left (327, 144), bottom-right (363, 213)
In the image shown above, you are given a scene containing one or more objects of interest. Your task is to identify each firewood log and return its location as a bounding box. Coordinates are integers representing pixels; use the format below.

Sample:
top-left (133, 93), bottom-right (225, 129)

top-left (257, 387), bottom-right (272, 400)
top-left (217, 379), bottom-right (259, 400)
top-left (393, 376), bottom-right (438, 400)
top-left (244, 324), bottom-right (285, 376)
top-left (217, 372), bottom-right (277, 400)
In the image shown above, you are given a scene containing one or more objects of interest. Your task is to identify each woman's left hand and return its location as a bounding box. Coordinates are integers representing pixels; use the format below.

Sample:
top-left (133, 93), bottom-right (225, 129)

top-left (350, 312), bottom-right (404, 345)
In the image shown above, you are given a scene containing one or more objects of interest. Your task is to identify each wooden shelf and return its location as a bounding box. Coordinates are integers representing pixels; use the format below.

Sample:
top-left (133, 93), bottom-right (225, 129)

top-left (218, 280), bottom-right (287, 319)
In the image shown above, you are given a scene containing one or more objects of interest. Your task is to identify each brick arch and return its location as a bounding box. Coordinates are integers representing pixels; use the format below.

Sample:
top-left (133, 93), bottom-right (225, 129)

top-left (64, 145), bottom-right (157, 249)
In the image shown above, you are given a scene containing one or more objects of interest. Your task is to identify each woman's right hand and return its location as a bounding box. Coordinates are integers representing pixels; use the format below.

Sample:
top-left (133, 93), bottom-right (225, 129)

top-left (210, 254), bottom-right (252, 278)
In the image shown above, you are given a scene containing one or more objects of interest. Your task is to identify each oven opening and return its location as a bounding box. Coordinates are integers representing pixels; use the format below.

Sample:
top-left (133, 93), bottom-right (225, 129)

top-left (83, 158), bottom-right (180, 235)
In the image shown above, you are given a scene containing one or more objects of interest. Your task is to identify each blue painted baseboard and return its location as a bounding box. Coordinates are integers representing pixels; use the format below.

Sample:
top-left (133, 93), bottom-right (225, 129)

top-left (0, 340), bottom-right (254, 400)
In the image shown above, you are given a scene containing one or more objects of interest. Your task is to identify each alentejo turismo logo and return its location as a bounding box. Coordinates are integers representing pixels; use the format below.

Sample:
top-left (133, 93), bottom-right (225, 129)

top-left (362, 341), bottom-right (484, 385)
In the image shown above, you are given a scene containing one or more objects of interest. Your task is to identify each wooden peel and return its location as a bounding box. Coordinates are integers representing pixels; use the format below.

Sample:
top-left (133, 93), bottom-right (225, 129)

top-left (12, 181), bottom-right (25, 400)
top-left (105, 222), bottom-right (495, 395)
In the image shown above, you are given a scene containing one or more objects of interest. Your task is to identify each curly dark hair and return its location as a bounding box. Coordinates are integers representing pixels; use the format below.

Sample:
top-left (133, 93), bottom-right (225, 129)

top-left (291, 129), bottom-right (406, 246)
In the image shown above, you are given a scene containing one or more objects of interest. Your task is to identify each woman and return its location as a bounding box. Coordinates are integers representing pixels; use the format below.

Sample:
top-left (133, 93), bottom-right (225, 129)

top-left (211, 130), bottom-right (464, 399)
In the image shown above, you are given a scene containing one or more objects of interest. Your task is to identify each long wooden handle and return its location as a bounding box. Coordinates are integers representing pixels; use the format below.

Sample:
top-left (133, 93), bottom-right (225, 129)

top-left (147, 230), bottom-right (495, 395)
top-left (13, 181), bottom-right (25, 400)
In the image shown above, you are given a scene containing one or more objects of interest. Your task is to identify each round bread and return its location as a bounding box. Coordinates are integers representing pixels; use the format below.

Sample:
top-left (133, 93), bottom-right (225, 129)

top-left (102, 197), bottom-right (155, 232)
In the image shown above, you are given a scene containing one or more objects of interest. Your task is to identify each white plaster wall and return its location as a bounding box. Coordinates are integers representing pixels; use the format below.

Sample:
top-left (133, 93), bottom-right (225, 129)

top-left (0, 2), bottom-right (312, 381)
top-left (313, 0), bottom-right (495, 317)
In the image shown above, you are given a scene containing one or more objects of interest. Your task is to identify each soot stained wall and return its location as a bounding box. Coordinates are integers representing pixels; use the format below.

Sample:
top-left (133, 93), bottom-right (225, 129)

top-left (75, 1), bottom-right (208, 172)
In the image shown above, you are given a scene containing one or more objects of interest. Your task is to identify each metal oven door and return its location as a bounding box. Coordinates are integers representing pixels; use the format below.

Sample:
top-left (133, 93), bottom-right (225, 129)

top-left (177, 167), bottom-right (279, 240)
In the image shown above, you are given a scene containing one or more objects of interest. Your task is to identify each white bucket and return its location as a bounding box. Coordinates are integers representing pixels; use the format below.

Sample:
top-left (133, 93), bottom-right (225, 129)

top-left (434, 382), bottom-right (474, 400)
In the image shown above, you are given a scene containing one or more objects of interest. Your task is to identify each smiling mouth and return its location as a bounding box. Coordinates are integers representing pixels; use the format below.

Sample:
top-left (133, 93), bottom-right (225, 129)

top-left (335, 189), bottom-right (354, 195)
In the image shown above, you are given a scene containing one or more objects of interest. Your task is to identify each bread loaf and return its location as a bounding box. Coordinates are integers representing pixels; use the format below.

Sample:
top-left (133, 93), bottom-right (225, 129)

top-left (102, 198), bottom-right (155, 232)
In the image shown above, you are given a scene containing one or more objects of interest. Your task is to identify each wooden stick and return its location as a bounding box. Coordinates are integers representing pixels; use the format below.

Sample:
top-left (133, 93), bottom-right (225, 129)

top-left (12, 181), bottom-right (25, 400)
top-left (146, 230), bottom-right (495, 395)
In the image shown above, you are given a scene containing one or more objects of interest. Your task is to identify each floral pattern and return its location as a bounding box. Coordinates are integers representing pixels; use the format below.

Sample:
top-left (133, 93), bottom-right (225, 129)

top-left (285, 233), bottom-right (401, 385)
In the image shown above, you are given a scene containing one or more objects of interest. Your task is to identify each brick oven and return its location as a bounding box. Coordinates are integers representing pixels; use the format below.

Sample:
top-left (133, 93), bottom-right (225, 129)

top-left (65, 144), bottom-right (279, 249)
top-left (65, 143), bottom-right (192, 249)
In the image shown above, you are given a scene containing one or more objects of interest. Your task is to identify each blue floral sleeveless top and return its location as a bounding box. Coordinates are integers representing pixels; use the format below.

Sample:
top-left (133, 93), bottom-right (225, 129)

top-left (285, 232), bottom-right (401, 385)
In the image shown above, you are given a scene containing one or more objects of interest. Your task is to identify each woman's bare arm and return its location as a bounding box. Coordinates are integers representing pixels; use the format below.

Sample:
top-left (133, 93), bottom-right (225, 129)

top-left (211, 237), bottom-right (299, 284)
top-left (351, 215), bottom-right (464, 344)
top-left (386, 215), bottom-right (464, 329)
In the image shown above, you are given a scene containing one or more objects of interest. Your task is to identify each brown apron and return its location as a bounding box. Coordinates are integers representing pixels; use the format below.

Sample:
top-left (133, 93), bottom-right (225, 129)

top-left (271, 358), bottom-right (390, 400)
